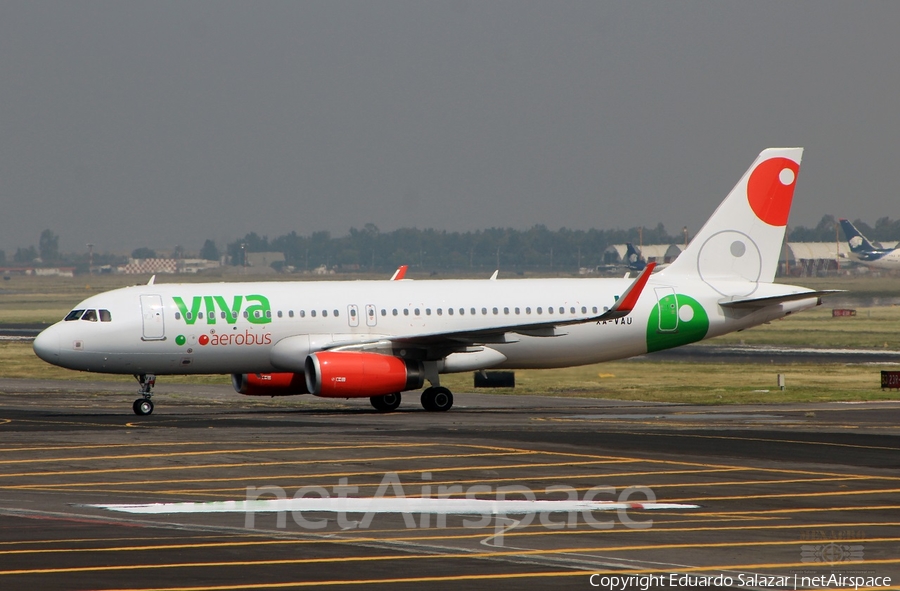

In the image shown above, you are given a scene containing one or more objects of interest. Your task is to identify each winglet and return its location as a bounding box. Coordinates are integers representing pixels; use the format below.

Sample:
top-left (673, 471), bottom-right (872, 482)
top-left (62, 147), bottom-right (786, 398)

top-left (596, 262), bottom-right (655, 322)
top-left (390, 265), bottom-right (409, 281)
top-left (147, 275), bottom-right (156, 285)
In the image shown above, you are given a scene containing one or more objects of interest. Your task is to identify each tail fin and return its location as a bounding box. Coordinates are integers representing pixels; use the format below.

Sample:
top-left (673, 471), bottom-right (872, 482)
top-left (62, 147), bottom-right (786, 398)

top-left (839, 219), bottom-right (877, 253)
top-left (624, 243), bottom-right (646, 270)
top-left (662, 148), bottom-right (803, 294)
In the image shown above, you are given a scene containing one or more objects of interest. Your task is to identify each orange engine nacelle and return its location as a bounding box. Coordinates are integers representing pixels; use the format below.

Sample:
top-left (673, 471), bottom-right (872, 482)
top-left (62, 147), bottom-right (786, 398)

top-left (305, 351), bottom-right (425, 398)
top-left (232, 372), bottom-right (310, 396)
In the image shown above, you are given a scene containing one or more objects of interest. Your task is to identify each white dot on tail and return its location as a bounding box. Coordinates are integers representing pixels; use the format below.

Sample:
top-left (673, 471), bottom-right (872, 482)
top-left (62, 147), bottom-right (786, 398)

top-left (779, 168), bottom-right (795, 185)
top-left (678, 305), bottom-right (694, 323)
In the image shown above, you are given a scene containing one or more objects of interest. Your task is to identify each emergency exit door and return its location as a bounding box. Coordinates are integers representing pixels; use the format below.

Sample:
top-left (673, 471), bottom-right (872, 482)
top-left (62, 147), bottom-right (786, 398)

top-left (654, 287), bottom-right (678, 333)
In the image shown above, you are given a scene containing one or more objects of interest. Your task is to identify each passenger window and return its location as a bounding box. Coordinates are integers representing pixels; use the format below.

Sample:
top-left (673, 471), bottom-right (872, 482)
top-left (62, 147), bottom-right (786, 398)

top-left (289, 310), bottom-right (295, 318)
top-left (426, 308), bottom-right (431, 315)
top-left (526, 307), bottom-right (531, 314)
top-left (470, 308), bottom-right (476, 315)
top-left (392, 309), bottom-right (398, 316)
top-left (504, 307), bottom-right (509, 315)
top-left (581, 306), bottom-right (587, 314)
top-left (65, 310), bottom-right (85, 321)
top-left (243, 311), bottom-right (249, 319)
top-left (448, 308), bottom-right (454, 315)
top-left (537, 307), bottom-right (543, 314)
top-left (593, 306), bottom-right (598, 314)
top-left (415, 308), bottom-right (420, 316)
top-left (99, 310), bottom-right (112, 322)
top-left (459, 308), bottom-right (465, 315)
top-left (403, 309), bottom-right (409, 316)
top-left (437, 308), bottom-right (443, 316)
top-left (222, 312), bottom-right (228, 319)
top-left (82, 309), bottom-right (98, 322)
top-left (492, 307), bottom-right (498, 315)
top-left (174, 312), bottom-right (181, 320)
top-left (266, 311), bottom-right (272, 318)
top-left (548, 307), bottom-right (554, 314)
top-left (198, 312), bottom-right (204, 320)
top-left (299, 310), bottom-right (305, 317)
top-left (334, 310), bottom-right (339, 317)
top-left (311, 310), bottom-right (317, 317)
top-left (277, 311), bottom-right (283, 318)
top-left (187, 312), bottom-right (194, 321)
top-left (482, 308), bottom-right (487, 315)
top-left (381, 309), bottom-right (387, 316)
top-left (515, 307), bottom-right (520, 314)
top-left (322, 310), bottom-right (328, 317)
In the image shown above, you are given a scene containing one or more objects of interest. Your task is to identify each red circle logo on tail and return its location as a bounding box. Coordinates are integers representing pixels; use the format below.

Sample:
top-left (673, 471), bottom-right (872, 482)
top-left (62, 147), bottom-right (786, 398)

top-left (747, 157), bottom-right (799, 227)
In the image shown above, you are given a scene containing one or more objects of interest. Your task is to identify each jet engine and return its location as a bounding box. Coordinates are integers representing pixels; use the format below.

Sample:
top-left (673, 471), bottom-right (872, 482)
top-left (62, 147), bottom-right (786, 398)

top-left (305, 351), bottom-right (425, 398)
top-left (232, 372), bottom-right (309, 396)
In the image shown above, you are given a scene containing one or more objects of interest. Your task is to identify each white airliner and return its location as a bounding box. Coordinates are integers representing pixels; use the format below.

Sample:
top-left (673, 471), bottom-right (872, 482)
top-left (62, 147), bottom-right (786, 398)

top-left (33, 148), bottom-right (836, 415)
top-left (839, 219), bottom-right (900, 270)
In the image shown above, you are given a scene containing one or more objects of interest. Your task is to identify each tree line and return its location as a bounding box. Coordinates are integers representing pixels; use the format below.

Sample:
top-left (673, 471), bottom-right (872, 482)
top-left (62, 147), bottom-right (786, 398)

top-left (4, 215), bottom-right (898, 275)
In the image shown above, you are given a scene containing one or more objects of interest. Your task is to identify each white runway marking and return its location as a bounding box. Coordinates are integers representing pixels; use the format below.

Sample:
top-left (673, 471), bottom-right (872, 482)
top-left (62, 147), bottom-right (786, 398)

top-left (89, 497), bottom-right (700, 515)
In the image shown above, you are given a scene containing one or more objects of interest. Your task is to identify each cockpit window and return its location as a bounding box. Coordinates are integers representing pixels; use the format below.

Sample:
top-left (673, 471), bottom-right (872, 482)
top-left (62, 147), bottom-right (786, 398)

top-left (81, 309), bottom-right (98, 322)
top-left (65, 310), bottom-right (85, 321)
top-left (99, 309), bottom-right (112, 322)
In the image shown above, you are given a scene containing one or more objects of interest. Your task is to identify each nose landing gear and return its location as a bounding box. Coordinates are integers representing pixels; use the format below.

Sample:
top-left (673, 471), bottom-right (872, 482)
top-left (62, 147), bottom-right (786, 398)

top-left (132, 374), bottom-right (156, 416)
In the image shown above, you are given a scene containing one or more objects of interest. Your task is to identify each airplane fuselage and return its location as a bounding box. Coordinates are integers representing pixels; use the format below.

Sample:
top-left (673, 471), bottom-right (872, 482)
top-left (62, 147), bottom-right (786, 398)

top-left (34, 275), bottom-right (819, 376)
top-left (848, 248), bottom-right (900, 270)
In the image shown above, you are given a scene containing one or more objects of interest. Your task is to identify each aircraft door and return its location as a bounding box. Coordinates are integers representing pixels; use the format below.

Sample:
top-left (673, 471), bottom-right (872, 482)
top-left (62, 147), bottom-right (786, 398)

top-left (140, 295), bottom-right (166, 341)
top-left (365, 304), bottom-right (377, 327)
top-left (654, 288), bottom-right (678, 333)
top-left (348, 304), bottom-right (360, 327)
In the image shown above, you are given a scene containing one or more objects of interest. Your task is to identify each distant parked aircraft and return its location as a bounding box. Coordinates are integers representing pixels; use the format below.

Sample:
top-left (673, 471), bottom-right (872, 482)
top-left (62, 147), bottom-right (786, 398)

top-left (624, 243), bottom-right (670, 273)
top-left (624, 243), bottom-right (646, 271)
top-left (839, 219), bottom-right (900, 270)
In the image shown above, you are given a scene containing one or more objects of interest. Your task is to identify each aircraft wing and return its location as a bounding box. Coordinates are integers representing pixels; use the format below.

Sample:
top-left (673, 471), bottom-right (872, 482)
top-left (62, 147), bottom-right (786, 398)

top-left (718, 290), bottom-right (843, 309)
top-left (328, 264), bottom-right (656, 357)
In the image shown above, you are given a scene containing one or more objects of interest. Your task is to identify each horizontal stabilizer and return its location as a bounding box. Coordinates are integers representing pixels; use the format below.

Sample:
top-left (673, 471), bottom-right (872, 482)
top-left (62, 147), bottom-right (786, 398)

top-left (719, 290), bottom-right (843, 309)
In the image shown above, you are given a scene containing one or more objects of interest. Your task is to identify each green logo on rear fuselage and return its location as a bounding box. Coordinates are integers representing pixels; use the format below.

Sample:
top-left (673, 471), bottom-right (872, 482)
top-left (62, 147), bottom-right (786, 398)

top-left (646, 293), bottom-right (709, 352)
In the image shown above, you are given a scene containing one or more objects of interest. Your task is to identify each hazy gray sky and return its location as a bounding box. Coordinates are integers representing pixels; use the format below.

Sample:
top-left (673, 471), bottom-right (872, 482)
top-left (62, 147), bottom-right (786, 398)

top-left (2, 1), bottom-right (899, 256)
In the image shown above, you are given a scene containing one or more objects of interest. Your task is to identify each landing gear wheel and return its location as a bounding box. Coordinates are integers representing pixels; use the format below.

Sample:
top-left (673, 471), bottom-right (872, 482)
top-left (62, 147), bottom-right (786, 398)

top-left (133, 398), bottom-right (154, 416)
top-left (133, 373), bottom-right (156, 416)
top-left (421, 387), bottom-right (453, 412)
top-left (370, 392), bottom-right (402, 412)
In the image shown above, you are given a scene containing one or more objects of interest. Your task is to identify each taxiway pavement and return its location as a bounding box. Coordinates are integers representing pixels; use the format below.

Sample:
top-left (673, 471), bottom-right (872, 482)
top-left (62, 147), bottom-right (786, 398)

top-left (0, 379), bottom-right (898, 590)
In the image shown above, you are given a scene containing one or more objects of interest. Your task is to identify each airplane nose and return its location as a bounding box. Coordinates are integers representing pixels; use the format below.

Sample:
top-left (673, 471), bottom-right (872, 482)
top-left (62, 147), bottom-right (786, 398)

top-left (33, 326), bottom-right (61, 364)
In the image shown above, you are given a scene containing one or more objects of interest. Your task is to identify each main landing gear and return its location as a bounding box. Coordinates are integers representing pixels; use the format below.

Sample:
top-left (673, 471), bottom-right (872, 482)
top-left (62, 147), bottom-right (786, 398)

top-left (369, 387), bottom-right (454, 412)
top-left (132, 374), bottom-right (156, 416)
top-left (421, 386), bottom-right (453, 412)
top-left (370, 392), bottom-right (402, 412)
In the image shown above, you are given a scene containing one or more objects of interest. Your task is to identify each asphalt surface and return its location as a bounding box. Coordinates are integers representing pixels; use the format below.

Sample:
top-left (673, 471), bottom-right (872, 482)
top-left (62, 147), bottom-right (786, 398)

top-left (0, 378), bottom-right (898, 590)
